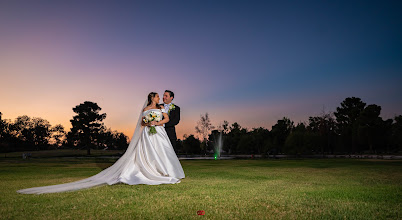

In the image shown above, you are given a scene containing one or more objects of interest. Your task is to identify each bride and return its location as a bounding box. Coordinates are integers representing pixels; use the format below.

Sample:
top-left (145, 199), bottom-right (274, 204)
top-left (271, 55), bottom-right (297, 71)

top-left (17, 92), bottom-right (185, 194)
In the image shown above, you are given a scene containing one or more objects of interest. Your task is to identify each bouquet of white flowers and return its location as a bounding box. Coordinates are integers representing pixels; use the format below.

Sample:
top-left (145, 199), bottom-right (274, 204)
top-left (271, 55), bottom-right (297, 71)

top-left (143, 111), bottom-right (162, 135)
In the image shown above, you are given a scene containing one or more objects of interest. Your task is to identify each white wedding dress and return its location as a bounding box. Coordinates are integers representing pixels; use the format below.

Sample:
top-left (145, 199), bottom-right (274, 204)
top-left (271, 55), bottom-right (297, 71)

top-left (17, 103), bottom-right (185, 194)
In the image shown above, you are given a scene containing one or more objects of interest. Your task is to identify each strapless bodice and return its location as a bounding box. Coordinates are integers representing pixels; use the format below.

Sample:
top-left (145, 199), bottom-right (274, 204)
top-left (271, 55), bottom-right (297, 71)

top-left (142, 108), bottom-right (166, 117)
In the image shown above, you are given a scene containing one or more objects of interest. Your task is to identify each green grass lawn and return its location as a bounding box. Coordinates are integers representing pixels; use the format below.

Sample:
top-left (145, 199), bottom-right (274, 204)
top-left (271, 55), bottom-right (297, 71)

top-left (3, 149), bottom-right (125, 158)
top-left (0, 158), bottom-right (401, 219)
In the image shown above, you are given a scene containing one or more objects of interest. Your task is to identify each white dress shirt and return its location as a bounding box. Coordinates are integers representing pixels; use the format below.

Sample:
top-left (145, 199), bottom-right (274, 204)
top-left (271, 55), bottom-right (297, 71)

top-left (164, 103), bottom-right (171, 113)
top-left (163, 103), bottom-right (171, 127)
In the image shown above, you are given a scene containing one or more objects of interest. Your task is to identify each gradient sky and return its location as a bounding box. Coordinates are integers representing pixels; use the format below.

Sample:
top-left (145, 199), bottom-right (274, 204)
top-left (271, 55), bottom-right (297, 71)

top-left (1, 0), bottom-right (401, 140)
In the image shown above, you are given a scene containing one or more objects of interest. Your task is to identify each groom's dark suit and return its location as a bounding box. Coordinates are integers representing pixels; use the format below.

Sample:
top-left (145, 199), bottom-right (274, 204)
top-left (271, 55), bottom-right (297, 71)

top-left (161, 103), bottom-right (180, 152)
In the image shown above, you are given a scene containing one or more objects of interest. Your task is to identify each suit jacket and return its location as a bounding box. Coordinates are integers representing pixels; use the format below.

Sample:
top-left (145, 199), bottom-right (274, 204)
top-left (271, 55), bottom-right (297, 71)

top-left (161, 103), bottom-right (180, 141)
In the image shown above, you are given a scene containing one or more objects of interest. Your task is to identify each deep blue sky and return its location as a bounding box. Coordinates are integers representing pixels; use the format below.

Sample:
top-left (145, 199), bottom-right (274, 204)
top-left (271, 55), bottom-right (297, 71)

top-left (1, 0), bottom-right (401, 138)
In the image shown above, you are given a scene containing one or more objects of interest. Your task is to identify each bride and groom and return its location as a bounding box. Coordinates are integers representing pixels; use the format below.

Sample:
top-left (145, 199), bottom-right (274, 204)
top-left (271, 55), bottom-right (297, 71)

top-left (17, 90), bottom-right (185, 194)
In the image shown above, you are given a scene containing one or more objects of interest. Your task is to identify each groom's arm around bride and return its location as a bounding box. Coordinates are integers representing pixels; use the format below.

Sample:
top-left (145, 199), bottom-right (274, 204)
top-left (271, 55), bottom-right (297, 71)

top-left (162, 90), bottom-right (180, 152)
top-left (165, 104), bottom-right (180, 151)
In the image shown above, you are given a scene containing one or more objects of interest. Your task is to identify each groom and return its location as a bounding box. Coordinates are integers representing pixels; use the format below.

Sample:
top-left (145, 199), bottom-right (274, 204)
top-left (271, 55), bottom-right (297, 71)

top-left (162, 90), bottom-right (180, 152)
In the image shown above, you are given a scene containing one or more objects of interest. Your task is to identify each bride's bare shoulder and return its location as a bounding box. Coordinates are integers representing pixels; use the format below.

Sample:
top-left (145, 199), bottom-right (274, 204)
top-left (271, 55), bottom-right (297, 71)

top-left (142, 107), bottom-right (150, 112)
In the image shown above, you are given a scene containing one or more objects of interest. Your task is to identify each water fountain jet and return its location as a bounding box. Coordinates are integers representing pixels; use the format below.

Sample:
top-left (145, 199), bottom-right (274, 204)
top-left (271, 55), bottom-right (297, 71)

top-left (214, 132), bottom-right (223, 160)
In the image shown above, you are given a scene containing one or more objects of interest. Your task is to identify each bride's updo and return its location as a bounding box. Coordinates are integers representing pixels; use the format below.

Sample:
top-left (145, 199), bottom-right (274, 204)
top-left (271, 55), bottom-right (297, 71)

top-left (147, 92), bottom-right (161, 109)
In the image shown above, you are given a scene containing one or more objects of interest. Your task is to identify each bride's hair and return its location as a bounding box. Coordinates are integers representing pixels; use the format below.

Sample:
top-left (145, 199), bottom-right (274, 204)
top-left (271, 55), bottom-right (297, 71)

top-left (147, 92), bottom-right (161, 109)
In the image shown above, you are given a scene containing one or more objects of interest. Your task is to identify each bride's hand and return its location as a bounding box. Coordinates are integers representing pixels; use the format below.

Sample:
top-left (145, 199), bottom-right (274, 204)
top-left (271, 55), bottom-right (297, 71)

top-left (150, 121), bottom-right (157, 126)
top-left (152, 121), bottom-right (163, 126)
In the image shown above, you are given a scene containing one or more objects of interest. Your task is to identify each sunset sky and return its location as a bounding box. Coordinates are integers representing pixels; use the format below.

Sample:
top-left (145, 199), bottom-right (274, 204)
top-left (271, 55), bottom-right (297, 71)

top-left (1, 0), bottom-right (401, 140)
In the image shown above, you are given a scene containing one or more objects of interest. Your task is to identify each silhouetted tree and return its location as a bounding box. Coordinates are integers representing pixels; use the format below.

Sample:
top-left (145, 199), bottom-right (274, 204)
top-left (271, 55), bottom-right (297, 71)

top-left (6, 115), bottom-right (52, 151)
top-left (225, 122), bottom-right (247, 154)
top-left (0, 115), bottom-right (19, 152)
top-left (176, 139), bottom-right (184, 154)
top-left (51, 124), bottom-right (66, 148)
top-left (249, 127), bottom-right (271, 155)
top-left (379, 118), bottom-right (393, 153)
top-left (96, 127), bottom-right (128, 150)
top-left (285, 123), bottom-right (306, 155)
top-left (216, 120), bottom-right (230, 134)
top-left (195, 113), bottom-right (215, 156)
top-left (308, 110), bottom-right (336, 154)
top-left (112, 131), bottom-right (129, 150)
top-left (237, 133), bottom-right (253, 154)
top-left (14, 115), bottom-right (35, 146)
top-left (0, 112), bottom-right (4, 140)
top-left (69, 101), bottom-right (106, 155)
top-left (271, 117), bottom-right (294, 154)
top-left (0, 112), bottom-right (2, 132)
top-left (334, 97), bottom-right (366, 153)
top-left (0, 112), bottom-right (12, 152)
top-left (356, 104), bottom-right (383, 153)
top-left (2, 96), bottom-right (400, 155)
top-left (182, 134), bottom-right (201, 154)
top-left (1, 111), bottom-right (129, 153)
top-left (391, 115), bottom-right (402, 153)
top-left (32, 117), bottom-right (51, 150)
top-left (65, 130), bottom-right (79, 149)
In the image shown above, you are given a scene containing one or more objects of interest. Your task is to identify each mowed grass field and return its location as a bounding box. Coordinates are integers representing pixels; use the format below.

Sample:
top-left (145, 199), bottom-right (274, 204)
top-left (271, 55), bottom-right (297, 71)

top-left (0, 157), bottom-right (401, 219)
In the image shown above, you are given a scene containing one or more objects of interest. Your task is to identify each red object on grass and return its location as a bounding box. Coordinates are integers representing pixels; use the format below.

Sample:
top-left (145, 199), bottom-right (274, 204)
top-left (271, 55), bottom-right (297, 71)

top-left (197, 210), bottom-right (205, 215)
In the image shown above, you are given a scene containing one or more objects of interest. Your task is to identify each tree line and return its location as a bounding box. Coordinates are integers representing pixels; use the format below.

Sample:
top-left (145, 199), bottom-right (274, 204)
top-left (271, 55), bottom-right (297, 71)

top-left (177, 97), bottom-right (402, 155)
top-left (2, 97), bottom-right (401, 156)
top-left (0, 101), bottom-right (129, 154)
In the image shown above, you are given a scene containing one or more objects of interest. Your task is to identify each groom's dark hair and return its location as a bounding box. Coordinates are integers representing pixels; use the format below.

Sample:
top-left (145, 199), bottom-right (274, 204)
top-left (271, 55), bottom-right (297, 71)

top-left (165, 90), bottom-right (174, 99)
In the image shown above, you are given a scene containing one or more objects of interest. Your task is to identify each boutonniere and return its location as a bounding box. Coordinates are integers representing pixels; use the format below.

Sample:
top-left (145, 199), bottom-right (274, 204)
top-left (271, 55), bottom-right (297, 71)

top-left (168, 103), bottom-right (176, 115)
